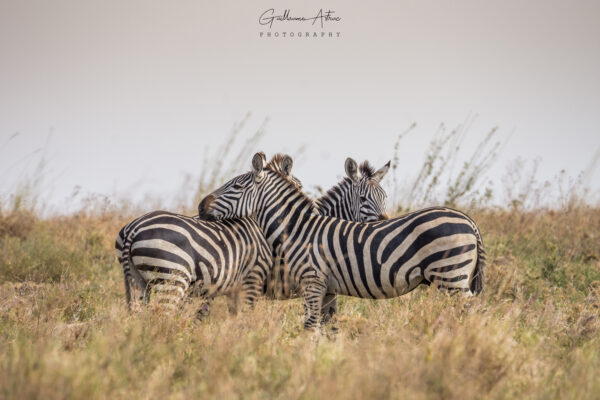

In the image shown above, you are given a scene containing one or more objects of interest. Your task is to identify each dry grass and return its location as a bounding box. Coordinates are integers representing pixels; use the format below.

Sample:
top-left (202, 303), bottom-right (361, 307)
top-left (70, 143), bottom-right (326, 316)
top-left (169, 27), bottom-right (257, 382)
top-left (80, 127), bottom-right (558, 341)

top-left (1, 206), bottom-right (599, 399)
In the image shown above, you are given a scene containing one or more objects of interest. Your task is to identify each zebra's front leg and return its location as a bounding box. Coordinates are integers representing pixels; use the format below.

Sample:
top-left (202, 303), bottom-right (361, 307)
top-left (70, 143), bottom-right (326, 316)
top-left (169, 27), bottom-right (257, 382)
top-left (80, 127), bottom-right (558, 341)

top-left (301, 274), bottom-right (328, 330)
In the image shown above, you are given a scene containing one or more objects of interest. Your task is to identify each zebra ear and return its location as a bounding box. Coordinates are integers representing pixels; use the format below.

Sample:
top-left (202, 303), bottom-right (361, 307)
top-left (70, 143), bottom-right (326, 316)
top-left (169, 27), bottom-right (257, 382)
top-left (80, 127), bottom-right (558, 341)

top-left (252, 152), bottom-right (266, 180)
top-left (281, 154), bottom-right (293, 177)
top-left (345, 157), bottom-right (360, 183)
top-left (372, 161), bottom-right (391, 183)
top-left (258, 151), bottom-right (267, 164)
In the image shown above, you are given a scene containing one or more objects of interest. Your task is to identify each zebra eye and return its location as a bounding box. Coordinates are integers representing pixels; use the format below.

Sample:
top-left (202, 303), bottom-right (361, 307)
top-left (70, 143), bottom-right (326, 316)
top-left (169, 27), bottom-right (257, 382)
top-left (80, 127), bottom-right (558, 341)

top-left (232, 183), bottom-right (243, 190)
top-left (360, 196), bottom-right (367, 202)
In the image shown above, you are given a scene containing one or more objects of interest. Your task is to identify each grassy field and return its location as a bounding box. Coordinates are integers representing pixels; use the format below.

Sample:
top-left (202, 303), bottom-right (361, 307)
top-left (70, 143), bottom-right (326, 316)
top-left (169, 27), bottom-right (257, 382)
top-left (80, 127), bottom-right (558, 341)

top-left (1, 204), bottom-right (599, 399)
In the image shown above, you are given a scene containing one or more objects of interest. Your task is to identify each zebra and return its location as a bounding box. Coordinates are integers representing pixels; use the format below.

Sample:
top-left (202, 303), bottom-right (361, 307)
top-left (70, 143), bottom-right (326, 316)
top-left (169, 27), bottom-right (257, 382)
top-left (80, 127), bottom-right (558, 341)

top-left (115, 212), bottom-right (272, 316)
top-left (114, 152), bottom-right (305, 317)
top-left (263, 156), bottom-right (391, 323)
top-left (198, 152), bottom-right (486, 329)
top-left (115, 154), bottom-right (386, 318)
top-left (315, 157), bottom-right (390, 223)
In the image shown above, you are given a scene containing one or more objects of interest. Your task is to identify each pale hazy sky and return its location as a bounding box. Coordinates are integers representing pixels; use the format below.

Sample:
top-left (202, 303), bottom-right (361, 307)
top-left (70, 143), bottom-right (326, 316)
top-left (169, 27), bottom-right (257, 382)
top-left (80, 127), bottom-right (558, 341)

top-left (1, 0), bottom-right (599, 211)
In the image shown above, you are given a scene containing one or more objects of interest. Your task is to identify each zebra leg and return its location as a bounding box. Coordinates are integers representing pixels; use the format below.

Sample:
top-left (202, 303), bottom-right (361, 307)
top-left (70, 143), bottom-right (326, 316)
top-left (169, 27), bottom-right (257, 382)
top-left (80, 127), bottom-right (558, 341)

top-left (121, 260), bottom-right (150, 313)
top-left (241, 273), bottom-right (266, 310)
top-left (238, 253), bottom-right (271, 310)
top-left (320, 293), bottom-right (338, 324)
top-left (301, 274), bottom-right (328, 330)
top-left (265, 247), bottom-right (283, 299)
top-left (146, 275), bottom-right (190, 315)
top-left (185, 280), bottom-right (214, 320)
top-left (425, 244), bottom-right (479, 296)
top-left (226, 288), bottom-right (241, 315)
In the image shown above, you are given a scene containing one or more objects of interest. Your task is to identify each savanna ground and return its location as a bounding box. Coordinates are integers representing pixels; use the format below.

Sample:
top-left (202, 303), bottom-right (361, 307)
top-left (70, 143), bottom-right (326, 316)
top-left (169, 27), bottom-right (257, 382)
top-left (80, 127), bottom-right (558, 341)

top-left (1, 121), bottom-right (599, 399)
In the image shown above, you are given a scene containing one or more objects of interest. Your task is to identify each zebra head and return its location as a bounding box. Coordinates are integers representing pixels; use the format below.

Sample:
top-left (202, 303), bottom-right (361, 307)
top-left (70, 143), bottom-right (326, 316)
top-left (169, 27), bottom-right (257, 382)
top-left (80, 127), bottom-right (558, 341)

top-left (198, 152), bottom-right (299, 220)
top-left (345, 158), bottom-right (390, 222)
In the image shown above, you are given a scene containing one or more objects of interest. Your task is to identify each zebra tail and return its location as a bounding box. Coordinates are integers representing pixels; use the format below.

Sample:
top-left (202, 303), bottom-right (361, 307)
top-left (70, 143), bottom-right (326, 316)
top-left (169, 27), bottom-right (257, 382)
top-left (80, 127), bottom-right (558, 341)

top-left (469, 226), bottom-right (487, 295)
top-left (116, 227), bottom-right (147, 310)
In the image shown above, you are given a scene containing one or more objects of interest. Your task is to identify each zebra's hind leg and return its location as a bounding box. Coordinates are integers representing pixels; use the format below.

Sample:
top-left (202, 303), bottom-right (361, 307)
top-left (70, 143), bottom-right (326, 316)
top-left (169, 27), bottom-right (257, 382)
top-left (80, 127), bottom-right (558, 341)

top-left (320, 293), bottom-right (338, 321)
top-left (300, 274), bottom-right (328, 330)
top-left (188, 281), bottom-right (214, 321)
top-left (222, 283), bottom-right (259, 319)
top-left (123, 266), bottom-right (150, 314)
top-left (124, 275), bottom-right (148, 314)
top-left (425, 253), bottom-right (478, 297)
top-left (221, 274), bottom-right (266, 319)
top-left (240, 267), bottom-right (269, 310)
top-left (145, 277), bottom-right (190, 316)
top-left (226, 288), bottom-right (242, 315)
top-left (320, 293), bottom-right (339, 333)
top-left (430, 275), bottom-right (474, 297)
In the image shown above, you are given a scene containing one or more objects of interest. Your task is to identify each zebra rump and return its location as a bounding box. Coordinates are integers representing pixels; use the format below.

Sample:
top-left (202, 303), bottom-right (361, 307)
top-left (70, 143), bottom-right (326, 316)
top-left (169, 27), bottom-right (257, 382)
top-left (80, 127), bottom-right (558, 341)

top-left (115, 210), bottom-right (272, 313)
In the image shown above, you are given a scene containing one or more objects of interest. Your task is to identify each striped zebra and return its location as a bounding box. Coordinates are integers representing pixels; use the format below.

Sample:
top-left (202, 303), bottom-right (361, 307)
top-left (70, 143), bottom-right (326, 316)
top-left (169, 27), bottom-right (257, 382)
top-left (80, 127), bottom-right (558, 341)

top-left (199, 152), bottom-right (486, 329)
top-left (263, 156), bottom-right (391, 323)
top-left (115, 212), bottom-right (272, 316)
top-left (114, 154), bottom-right (303, 315)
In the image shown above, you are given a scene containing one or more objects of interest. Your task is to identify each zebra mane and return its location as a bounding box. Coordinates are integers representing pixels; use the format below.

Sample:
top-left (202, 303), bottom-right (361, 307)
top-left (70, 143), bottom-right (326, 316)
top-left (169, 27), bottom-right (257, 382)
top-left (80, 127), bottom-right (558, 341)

top-left (266, 154), bottom-right (315, 205)
top-left (266, 154), bottom-right (288, 172)
top-left (359, 161), bottom-right (376, 179)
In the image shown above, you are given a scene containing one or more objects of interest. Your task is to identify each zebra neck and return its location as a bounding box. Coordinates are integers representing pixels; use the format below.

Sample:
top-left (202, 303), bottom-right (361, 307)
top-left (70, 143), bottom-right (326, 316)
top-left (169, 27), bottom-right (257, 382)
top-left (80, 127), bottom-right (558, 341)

top-left (315, 177), bottom-right (356, 220)
top-left (255, 182), bottom-right (315, 247)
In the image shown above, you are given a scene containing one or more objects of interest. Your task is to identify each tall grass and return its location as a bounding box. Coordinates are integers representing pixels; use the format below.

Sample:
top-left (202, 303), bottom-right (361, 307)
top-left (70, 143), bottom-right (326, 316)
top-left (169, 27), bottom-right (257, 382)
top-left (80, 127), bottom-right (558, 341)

top-left (391, 115), bottom-right (505, 211)
top-left (389, 116), bottom-right (599, 212)
top-left (0, 132), bottom-right (49, 215)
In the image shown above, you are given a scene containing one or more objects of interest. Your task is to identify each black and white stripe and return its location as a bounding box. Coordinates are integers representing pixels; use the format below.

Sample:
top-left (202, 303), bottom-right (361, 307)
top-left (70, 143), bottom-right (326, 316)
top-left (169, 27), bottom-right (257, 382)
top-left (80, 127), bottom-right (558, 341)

top-left (115, 211), bottom-right (272, 315)
top-left (199, 153), bottom-right (486, 329)
top-left (266, 157), bottom-right (391, 323)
